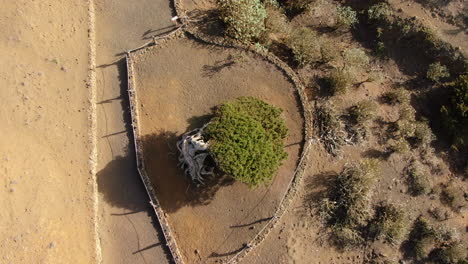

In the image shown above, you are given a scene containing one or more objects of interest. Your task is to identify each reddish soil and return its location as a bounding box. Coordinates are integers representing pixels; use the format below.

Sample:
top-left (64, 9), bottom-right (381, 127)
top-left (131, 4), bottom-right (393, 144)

top-left (132, 36), bottom-right (305, 263)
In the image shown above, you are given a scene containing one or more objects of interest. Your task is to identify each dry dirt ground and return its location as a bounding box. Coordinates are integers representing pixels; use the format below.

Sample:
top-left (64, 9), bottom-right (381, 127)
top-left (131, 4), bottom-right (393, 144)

top-left (0, 1), bottom-right (95, 263)
top-left (132, 37), bottom-right (304, 263)
top-left (1, 0), bottom-right (175, 263)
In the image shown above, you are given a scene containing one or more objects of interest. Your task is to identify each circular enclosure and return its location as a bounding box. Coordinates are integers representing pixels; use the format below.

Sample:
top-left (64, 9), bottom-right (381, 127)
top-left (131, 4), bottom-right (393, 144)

top-left (131, 36), bottom-right (305, 263)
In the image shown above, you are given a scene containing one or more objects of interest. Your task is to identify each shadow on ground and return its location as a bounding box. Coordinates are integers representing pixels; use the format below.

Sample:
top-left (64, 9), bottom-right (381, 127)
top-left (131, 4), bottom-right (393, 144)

top-left (140, 130), bottom-right (234, 213)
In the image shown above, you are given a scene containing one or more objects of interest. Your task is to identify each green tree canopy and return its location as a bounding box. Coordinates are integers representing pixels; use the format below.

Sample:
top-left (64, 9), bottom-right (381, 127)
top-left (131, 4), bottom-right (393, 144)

top-left (205, 97), bottom-right (288, 187)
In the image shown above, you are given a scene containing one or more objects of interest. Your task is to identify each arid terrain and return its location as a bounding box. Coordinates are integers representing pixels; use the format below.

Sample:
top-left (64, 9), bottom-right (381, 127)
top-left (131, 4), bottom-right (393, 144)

top-left (1, 0), bottom-right (466, 264)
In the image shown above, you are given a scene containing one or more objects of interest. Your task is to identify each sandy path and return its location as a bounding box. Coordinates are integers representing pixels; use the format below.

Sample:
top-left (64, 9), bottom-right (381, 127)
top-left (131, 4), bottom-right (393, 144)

top-left (94, 0), bottom-right (175, 263)
top-left (0, 1), bottom-right (96, 263)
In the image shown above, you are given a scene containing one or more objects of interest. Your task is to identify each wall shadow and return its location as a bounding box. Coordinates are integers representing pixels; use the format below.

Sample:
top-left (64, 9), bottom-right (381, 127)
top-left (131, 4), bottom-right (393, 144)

top-left (140, 130), bottom-right (234, 213)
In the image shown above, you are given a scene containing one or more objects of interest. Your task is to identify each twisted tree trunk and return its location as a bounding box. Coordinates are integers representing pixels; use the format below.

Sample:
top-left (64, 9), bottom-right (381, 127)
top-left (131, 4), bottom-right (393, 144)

top-left (176, 124), bottom-right (214, 185)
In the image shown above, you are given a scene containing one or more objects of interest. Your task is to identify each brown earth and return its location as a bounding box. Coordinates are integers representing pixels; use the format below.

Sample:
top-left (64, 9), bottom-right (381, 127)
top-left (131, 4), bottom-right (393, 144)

top-left (132, 36), bottom-right (305, 263)
top-left (0, 1), bottom-right (96, 263)
top-left (94, 0), bottom-right (175, 263)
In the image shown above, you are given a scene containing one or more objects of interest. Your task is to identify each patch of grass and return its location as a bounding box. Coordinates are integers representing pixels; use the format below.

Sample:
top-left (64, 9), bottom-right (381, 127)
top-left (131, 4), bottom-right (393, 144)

top-left (368, 202), bottom-right (408, 244)
top-left (217, 0), bottom-right (267, 43)
top-left (406, 160), bottom-right (431, 196)
top-left (321, 159), bottom-right (380, 249)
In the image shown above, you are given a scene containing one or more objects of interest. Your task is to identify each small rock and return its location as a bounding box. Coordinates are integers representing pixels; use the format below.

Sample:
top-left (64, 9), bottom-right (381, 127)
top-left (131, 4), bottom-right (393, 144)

top-left (9, 188), bottom-right (14, 193)
top-left (20, 82), bottom-right (26, 86)
top-left (48, 242), bottom-right (55, 249)
top-left (61, 66), bottom-right (67, 72)
top-left (249, 226), bottom-right (255, 230)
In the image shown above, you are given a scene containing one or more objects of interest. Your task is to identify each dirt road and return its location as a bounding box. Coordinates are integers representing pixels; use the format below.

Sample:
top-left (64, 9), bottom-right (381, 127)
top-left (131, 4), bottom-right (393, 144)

top-left (0, 1), bottom-right (96, 263)
top-left (94, 0), bottom-right (175, 263)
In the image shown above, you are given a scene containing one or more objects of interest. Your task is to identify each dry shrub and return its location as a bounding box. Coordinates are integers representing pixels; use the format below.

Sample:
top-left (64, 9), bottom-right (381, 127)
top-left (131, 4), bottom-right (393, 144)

top-left (413, 121), bottom-right (434, 148)
top-left (319, 37), bottom-right (340, 63)
top-left (368, 202), bottom-right (408, 244)
top-left (388, 137), bottom-right (410, 154)
top-left (382, 88), bottom-right (410, 105)
top-left (314, 102), bottom-right (345, 156)
top-left (321, 159), bottom-right (380, 249)
top-left (440, 183), bottom-right (466, 212)
top-left (327, 69), bottom-right (352, 95)
top-left (265, 7), bottom-right (290, 36)
top-left (406, 217), bottom-right (438, 260)
top-left (398, 103), bottom-right (416, 121)
top-left (429, 242), bottom-right (467, 264)
top-left (287, 27), bottom-right (321, 66)
top-left (349, 100), bottom-right (378, 124)
top-left (406, 160), bottom-right (431, 196)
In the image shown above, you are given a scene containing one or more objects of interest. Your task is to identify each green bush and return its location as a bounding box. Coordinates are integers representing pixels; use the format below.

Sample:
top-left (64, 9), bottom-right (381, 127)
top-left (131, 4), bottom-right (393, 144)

top-left (283, 0), bottom-right (315, 13)
top-left (349, 100), bottom-right (378, 124)
top-left (205, 97), bottom-right (288, 187)
top-left (369, 202), bottom-right (407, 244)
top-left (441, 74), bottom-right (468, 151)
top-left (335, 6), bottom-right (358, 30)
top-left (217, 0), bottom-right (267, 42)
top-left (406, 161), bottom-right (431, 196)
top-left (367, 2), bottom-right (392, 21)
top-left (427, 62), bottom-right (450, 82)
top-left (287, 27), bottom-right (321, 66)
top-left (413, 121), bottom-right (434, 147)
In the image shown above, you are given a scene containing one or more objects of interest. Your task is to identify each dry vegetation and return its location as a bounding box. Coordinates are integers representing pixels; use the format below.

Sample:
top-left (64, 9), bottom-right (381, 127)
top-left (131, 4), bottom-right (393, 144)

top-left (193, 0), bottom-right (468, 262)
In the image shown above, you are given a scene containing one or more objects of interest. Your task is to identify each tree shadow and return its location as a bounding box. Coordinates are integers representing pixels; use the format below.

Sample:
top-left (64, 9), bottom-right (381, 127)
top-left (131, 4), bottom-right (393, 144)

top-left (140, 130), bottom-right (234, 213)
top-left (187, 9), bottom-right (225, 37)
top-left (202, 55), bottom-right (238, 78)
top-left (303, 171), bottom-right (337, 208)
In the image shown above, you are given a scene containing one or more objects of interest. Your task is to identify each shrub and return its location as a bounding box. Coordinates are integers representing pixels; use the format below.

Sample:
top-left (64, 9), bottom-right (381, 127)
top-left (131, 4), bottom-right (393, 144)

top-left (441, 74), bottom-right (468, 151)
top-left (406, 160), bottom-right (431, 196)
top-left (369, 202), bottom-right (407, 244)
top-left (440, 183), bottom-right (466, 212)
top-left (406, 217), bottom-right (437, 260)
top-left (322, 159), bottom-right (380, 248)
top-left (427, 62), bottom-right (450, 82)
top-left (327, 69), bottom-right (352, 95)
top-left (319, 38), bottom-right (340, 63)
top-left (205, 97), bottom-right (288, 187)
top-left (399, 103), bottom-right (416, 121)
top-left (314, 102), bottom-right (345, 156)
top-left (367, 2), bottom-right (392, 21)
top-left (282, 0), bottom-right (315, 13)
top-left (217, 0), bottom-right (267, 43)
top-left (413, 121), bottom-right (434, 147)
top-left (429, 242), bottom-right (467, 264)
top-left (388, 138), bottom-right (410, 154)
top-left (397, 120), bottom-right (416, 138)
top-left (264, 7), bottom-right (290, 36)
top-left (382, 88), bottom-right (410, 105)
top-left (287, 27), bottom-right (321, 66)
top-left (349, 100), bottom-right (378, 124)
top-left (335, 6), bottom-right (358, 30)
top-left (343, 48), bottom-right (370, 69)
